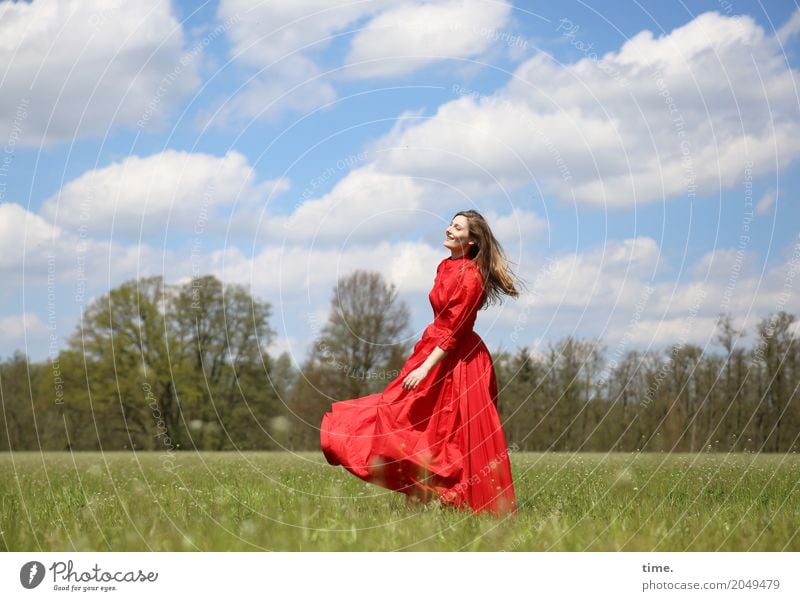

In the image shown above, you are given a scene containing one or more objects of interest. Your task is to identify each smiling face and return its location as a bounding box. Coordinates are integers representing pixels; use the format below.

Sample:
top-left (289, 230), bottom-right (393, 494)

top-left (443, 214), bottom-right (472, 255)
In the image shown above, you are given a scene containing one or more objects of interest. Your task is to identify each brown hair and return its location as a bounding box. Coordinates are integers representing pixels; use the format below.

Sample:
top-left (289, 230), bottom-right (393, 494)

top-left (453, 209), bottom-right (522, 308)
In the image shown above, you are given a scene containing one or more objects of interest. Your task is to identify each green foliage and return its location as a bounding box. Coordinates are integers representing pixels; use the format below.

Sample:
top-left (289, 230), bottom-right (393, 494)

top-left (0, 275), bottom-right (282, 452)
top-left (0, 265), bottom-right (797, 457)
top-left (495, 311), bottom-right (799, 454)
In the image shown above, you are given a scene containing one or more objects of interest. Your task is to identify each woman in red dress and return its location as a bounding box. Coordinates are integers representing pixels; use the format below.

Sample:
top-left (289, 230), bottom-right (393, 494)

top-left (319, 210), bottom-right (520, 516)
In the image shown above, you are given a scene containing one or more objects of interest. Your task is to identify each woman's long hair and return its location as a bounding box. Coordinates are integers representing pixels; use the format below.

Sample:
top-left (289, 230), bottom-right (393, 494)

top-left (454, 209), bottom-right (522, 309)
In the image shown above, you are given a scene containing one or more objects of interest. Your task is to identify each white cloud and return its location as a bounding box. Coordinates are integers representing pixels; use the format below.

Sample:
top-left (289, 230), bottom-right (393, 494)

top-left (0, 202), bottom-right (183, 295)
top-left (344, 0), bottom-right (511, 78)
top-left (212, 0), bottom-right (515, 123)
top-left (0, 203), bottom-right (61, 270)
top-left (211, 234), bottom-right (797, 358)
top-left (199, 240), bottom-right (448, 360)
top-left (212, 0), bottom-right (385, 124)
top-left (623, 316), bottom-right (722, 348)
top-left (0, 312), bottom-right (45, 341)
top-left (483, 208), bottom-right (547, 250)
top-left (755, 189), bottom-right (775, 216)
top-left (369, 11), bottom-right (800, 207)
top-left (0, 0), bottom-right (199, 145)
top-left (513, 237), bottom-right (663, 309)
top-left (691, 247), bottom-right (758, 280)
top-left (39, 150), bottom-right (287, 240)
top-left (216, 240), bottom-right (444, 300)
top-left (203, 63), bottom-right (338, 126)
top-left (266, 335), bottom-right (304, 368)
top-left (266, 163), bottom-right (429, 244)
top-left (252, 156), bottom-right (548, 250)
top-left (218, 0), bottom-right (381, 68)
top-left (0, 312), bottom-right (48, 359)
top-left (776, 8), bottom-right (800, 45)
top-left (488, 235), bottom-right (800, 353)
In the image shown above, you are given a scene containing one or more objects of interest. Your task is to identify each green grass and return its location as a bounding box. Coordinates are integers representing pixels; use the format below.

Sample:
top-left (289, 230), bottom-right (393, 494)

top-left (1, 451), bottom-right (798, 551)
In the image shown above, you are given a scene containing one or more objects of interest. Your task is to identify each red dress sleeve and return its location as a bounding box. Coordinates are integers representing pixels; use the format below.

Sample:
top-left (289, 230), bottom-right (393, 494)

top-left (434, 265), bottom-right (485, 352)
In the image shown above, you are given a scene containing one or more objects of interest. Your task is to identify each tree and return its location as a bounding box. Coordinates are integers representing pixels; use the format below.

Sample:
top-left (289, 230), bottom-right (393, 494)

top-left (60, 274), bottom-right (279, 451)
top-left (753, 311), bottom-right (798, 452)
top-left (310, 270), bottom-right (411, 399)
top-left (714, 313), bottom-right (749, 450)
top-left (496, 346), bottom-right (547, 450)
top-left (0, 351), bottom-right (63, 451)
top-left (547, 336), bottom-right (600, 451)
top-left (63, 275), bottom-right (179, 450)
top-left (288, 270), bottom-right (411, 449)
top-left (606, 350), bottom-right (648, 451)
top-left (169, 275), bottom-right (277, 450)
top-left (666, 344), bottom-right (703, 452)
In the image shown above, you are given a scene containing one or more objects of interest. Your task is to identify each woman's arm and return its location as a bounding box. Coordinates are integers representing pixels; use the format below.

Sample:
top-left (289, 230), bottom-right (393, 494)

top-left (422, 345), bottom-right (448, 371)
top-left (402, 345), bottom-right (447, 390)
top-left (401, 264), bottom-right (484, 391)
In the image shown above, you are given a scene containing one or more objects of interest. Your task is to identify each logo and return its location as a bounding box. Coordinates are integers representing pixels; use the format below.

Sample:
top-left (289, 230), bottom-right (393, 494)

top-left (20, 561), bottom-right (45, 589)
top-left (18, 559), bottom-right (159, 591)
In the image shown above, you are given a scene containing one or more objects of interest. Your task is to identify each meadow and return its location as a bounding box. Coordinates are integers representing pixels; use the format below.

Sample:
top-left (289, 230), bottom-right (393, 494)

top-left (1, 451), bottom-right (797, 552)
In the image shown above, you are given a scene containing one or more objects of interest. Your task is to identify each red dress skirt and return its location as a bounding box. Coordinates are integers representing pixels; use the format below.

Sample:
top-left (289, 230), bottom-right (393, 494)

top-left (320, 254), bottom-right (518, 516)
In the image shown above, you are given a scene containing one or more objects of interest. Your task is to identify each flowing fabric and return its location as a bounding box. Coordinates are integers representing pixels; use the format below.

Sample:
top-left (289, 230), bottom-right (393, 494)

top-left (320, 254), bottom-right (518, 516)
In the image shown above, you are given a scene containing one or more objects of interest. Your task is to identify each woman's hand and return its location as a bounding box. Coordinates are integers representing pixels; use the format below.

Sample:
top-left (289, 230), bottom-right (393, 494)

top-left (402, 366), bottom-right (430, 390)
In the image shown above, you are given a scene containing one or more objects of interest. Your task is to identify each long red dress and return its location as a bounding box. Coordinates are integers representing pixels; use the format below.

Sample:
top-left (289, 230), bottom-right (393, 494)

top-left (319, 253), bottom-right (518, 516)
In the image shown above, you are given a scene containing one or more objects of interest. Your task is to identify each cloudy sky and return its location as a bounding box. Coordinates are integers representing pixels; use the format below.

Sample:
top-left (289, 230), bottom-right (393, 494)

top-left (1, 0), bottom-right (799, 366)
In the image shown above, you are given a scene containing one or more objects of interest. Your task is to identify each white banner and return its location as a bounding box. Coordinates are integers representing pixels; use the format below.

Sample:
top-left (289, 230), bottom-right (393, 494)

top-left (1, 552), bottom-right (797, 600)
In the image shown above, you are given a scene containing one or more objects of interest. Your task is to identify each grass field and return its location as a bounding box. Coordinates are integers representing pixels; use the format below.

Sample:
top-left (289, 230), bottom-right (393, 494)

top-left (1, 451), bottom-right (797, 551)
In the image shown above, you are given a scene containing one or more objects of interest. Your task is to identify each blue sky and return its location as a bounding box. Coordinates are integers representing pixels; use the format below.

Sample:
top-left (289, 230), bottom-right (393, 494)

top-left (1, 0), bottom-right (799, 365)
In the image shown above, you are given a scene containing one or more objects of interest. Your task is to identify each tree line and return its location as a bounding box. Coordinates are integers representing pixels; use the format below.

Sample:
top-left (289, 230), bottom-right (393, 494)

top-left (1, 272), bottom-right (797, 453)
